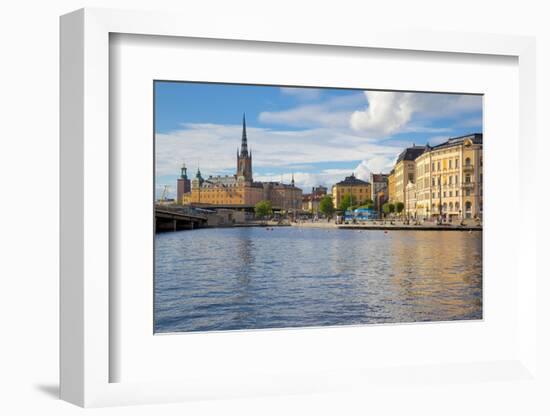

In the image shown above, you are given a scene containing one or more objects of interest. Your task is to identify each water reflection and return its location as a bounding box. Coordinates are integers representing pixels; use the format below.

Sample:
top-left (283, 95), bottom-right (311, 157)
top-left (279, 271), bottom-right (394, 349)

top-left (154, 227), bottom-right (482, 333)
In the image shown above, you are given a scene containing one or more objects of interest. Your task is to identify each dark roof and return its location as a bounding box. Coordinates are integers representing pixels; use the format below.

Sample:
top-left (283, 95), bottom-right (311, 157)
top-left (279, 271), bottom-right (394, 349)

top-left (430, 133), bottom-right (482, 151)
top-left (396, 145), bottom-right (427, 163)
top-left (334, 174), bottom-right (369, 187)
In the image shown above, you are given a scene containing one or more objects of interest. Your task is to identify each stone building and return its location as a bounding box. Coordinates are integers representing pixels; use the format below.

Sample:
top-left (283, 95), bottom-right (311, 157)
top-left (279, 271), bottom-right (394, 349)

top-left (413, 133), bottom-right (483, 220)
top-left (331, 174), bottom-right (371, 210)
top-left (393, 145), bottom-right (426, 207)
top-left (301, 186), bottom-right (328, 213)
top-left (180, 115), bottom-right (302, 210)
top-left (369, 173), bottom-right (389, 212)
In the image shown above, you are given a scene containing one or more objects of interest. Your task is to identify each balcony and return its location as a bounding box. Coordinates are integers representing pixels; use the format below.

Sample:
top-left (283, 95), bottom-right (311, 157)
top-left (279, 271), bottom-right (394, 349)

top-left (462, 182), bottom-right (474, 189)
top-left (462, 164), bottom-right (474, 172)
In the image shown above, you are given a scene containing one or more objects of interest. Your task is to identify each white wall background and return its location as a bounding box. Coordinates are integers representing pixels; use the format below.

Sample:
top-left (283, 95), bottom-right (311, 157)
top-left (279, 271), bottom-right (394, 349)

top-left (0, 1), bottom-right (548, 415)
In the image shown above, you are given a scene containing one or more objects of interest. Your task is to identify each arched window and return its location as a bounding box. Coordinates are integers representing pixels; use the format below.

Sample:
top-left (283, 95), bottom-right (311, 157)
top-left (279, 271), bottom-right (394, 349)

top-left (455, 202), bottom-right (460, 211)
top-left (443, 203), bottom-right (447, 212)
top-left (465, 157), bottom-right (471, 166)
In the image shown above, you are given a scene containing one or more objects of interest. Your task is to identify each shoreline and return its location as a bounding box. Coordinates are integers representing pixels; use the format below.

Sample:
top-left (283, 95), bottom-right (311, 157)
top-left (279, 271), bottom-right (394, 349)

top-left (158, 221), bottom-right (482, 232)
top-left (292, 221), bottom-right (482, 231)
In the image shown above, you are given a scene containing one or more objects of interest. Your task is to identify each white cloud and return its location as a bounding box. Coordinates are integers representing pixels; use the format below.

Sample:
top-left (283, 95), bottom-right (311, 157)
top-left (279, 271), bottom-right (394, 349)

top-left (254, 156), bottom-right (393, 192)
top-left (259, 92), bottom-right (364, 128)
top-left (156, 123), bottom-right (400, 175)
top-left (155, 123), bottom-right (403, 190)
top-left (350, 91), bottom-right (482, 135)
top-left (350, 91), bottom-right (414, 134)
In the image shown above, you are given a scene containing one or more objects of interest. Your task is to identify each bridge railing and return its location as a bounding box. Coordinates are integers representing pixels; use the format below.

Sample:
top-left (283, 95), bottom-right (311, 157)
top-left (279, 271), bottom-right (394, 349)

top-left (155, 204), bottom-right (208, 219)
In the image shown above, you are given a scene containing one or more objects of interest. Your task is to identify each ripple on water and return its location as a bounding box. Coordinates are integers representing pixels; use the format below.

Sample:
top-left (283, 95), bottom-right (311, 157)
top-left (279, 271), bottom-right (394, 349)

top-left (154, 227), bottom-right (482, 333)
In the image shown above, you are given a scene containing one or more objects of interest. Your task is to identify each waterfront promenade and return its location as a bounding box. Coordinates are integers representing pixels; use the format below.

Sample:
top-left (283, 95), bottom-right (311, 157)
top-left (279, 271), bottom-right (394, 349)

top-left (292, 220), bottom-right (482, 232)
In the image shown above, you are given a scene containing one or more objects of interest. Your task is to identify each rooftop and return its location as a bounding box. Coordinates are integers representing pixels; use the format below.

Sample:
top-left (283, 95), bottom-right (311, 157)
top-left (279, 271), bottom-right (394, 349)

top-left (396, 145), bottom-right (427, 163)
top-left (334, 173), bottom-right (370, 187)
top-left (430, 133), bottom-right (483, 151)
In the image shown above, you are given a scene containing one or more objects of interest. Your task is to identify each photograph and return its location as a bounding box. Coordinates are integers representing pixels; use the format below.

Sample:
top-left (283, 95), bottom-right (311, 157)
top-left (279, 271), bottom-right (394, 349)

top-left (154, 81), bottom-right (483, 333)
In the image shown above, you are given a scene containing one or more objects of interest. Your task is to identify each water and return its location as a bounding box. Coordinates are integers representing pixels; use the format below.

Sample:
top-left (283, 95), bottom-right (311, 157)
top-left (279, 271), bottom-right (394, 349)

top-left (154, 227), bottom-right (482, 333)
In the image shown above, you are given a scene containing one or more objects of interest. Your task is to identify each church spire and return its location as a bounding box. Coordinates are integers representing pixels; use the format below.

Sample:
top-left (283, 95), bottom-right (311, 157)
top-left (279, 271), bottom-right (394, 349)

top-left (240, 113), bottom-right (248, 156)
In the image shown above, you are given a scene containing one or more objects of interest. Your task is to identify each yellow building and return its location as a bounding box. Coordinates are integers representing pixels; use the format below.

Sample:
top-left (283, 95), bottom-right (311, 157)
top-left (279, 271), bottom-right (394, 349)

top-left (411, 133), bottom-right (483, 220)
top-left (331, 174), bottom-right (371, 210)
top-left (393, 145), bottom-right (426, 206)
top-left (405, 181), bottom-right (417, 216)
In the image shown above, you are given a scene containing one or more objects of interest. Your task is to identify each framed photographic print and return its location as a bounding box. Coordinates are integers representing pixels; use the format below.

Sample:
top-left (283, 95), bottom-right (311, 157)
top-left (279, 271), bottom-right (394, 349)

top-left (153, 81), bottom-right (484, 334)
top-left (60, 8), bottom-right (538, 408)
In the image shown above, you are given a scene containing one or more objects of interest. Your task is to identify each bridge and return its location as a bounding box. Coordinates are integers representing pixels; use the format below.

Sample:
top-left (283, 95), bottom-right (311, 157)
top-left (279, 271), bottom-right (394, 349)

top-left (155, 205), bottom-right (208, 232)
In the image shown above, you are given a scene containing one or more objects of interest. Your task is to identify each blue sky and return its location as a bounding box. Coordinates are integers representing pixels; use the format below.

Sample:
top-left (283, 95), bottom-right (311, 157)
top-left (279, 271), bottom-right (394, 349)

top-left (155, 81), bottom-right (482, 199)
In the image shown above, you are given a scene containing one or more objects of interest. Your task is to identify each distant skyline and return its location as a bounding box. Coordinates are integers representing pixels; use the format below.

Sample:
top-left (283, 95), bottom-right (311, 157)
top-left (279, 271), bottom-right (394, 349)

top-left (155, 81), bottom-right (482, 199)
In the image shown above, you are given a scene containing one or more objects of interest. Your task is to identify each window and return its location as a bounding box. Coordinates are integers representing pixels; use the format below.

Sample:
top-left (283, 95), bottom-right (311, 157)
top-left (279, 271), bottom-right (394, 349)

top-left (432, 162), bottom-right (435, 171)
top-left (432, 178), bottom-right (435, 187)
top-left (465, 157), bottom-right (471, 166)
top-left (465, 174), bottom-right (471, 183)
top-left (449, 176), bottom-right (453, 185)
top-left (432, 192), bottom-right (435, 199)
top-left (455, 175), bottom-right (458, 184)
top-left (443, 192), bottom-right (446, 197)
top-left (456, 191), bottom-right (459, 197)
top-left (455, 202), bottom-right (460, 211)
top-left (437, 161), bottom-right (441, 171)
top-left (466, 189), bottom-right (471, 196)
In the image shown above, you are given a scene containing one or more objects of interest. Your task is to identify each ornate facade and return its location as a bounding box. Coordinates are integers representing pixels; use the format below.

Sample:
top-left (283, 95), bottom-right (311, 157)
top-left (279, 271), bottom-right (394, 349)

top-left (412, 134), bottom-right (483, 220)
top-left (180, 115), bottom-right (302, 210)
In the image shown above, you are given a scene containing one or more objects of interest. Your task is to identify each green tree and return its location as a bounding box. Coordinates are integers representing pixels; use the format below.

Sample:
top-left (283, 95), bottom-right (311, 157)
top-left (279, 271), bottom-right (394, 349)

top-left (319, 195), bottom-right (335, 218)
top-left (382, 202), bottom-right (395, 216)
top-left (358, 199), bottom-right (374, 210)
top-left (338, 194), bottom-right (357, 211)
top-left (395, 202), bottom-right (405, 215)
top-left (254, 200), bottom-right (273, 219)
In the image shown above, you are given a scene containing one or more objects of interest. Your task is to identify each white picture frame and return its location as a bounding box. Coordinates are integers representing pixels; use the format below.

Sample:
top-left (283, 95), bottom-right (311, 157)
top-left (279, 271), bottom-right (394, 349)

top-left (60, 8), bottom-right (538, 408)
